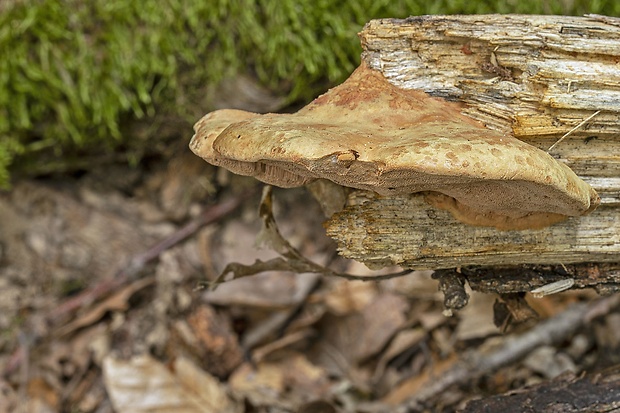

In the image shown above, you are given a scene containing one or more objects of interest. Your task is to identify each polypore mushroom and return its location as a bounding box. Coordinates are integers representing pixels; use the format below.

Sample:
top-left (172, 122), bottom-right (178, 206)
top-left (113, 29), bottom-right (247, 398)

top-left (190, 63), bottom-right (599, 230)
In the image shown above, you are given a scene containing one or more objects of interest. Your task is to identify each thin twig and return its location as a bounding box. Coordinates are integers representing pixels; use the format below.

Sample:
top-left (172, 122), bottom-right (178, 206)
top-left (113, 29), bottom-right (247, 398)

top-left (548, 110), bottom-right (601, 151)
top-left (3, 191), bottom-right (252, 378)
top-left (395, 294), bottom-right (620, 412)
top-left (48, 191), bottom-right (254, 324)
top-left (210, 186), bottom-right (414, 288)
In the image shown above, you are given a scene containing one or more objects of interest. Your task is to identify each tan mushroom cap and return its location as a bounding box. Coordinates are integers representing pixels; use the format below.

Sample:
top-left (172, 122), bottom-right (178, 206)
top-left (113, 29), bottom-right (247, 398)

top-left (190, 63), bottom-right (599, 229)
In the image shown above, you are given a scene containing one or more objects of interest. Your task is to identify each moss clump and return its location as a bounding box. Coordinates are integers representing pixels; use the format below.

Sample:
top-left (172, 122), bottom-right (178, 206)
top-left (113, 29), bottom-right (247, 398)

top-left (1, 0), bottom-right (618, 187)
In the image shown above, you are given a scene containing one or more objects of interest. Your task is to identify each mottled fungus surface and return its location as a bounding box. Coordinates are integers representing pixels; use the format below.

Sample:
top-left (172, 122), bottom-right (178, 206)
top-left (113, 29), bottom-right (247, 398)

top-left (190, 63), bottom-right (599, 229)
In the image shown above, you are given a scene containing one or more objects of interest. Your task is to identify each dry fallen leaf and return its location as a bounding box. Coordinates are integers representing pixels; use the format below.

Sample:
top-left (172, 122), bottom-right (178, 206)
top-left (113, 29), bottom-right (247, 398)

top-left (323, 279), bottom-right (378, 316)
top-left (57, 277), bottom-right (155, 336)
top-left (185, 304), bottom-right (244, 378)
top-left (373, 328), bottom-right (427, 384)
top-left (356, 292), bottom-right (410, 362)
top-left (27, 377), bottom-right (59, 412)
top-left (229, 352), bottom-right (330, 410)
top-left (0, 379), bottom-right (17, 412)
top-left (455, 292), bottom-right (499, 341)
top-left (103, 353), bottom-right (240, 413)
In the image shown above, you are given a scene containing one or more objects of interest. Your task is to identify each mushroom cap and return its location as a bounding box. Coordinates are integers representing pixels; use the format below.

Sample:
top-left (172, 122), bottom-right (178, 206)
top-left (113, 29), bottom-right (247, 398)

top-left (190, 63), bottom-right (599, 228)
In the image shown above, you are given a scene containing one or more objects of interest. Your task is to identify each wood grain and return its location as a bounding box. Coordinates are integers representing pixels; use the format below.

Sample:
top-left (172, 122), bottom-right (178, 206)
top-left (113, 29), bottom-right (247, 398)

top-left (326, 191), bottom-right (619, 269)
top-left (325, 15), bottom-right (620, 272)
top-left (359, 14), bottom-right (620, 205)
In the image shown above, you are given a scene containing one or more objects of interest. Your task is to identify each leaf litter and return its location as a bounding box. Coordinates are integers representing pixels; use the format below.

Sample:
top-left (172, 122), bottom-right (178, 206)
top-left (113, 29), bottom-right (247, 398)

top-left (0, 157), bottom-right (619, 412)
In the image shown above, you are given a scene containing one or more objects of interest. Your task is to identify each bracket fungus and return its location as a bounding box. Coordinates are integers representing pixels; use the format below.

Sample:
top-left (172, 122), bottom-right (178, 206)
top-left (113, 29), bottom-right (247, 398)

top-left (190, 63), bottom-right (599, 230)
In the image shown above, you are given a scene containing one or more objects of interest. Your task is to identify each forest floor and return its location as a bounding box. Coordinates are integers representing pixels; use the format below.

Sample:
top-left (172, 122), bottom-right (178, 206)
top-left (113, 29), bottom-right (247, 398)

top-left (1, 140), bottom-right (620, 413)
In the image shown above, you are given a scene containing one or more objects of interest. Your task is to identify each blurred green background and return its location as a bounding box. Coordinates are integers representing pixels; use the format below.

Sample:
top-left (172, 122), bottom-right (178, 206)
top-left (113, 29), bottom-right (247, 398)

top-left (1, 0), bottom-right (618, 188)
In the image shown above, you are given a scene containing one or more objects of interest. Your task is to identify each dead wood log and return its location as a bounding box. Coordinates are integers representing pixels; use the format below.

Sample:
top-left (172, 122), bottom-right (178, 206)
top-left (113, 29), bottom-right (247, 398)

top-left (326, 191), bottom-right (620, 270)
top-left (460, 367), bottom-right (620, 413)
top-left (325, 15), bottom-right (620, 285)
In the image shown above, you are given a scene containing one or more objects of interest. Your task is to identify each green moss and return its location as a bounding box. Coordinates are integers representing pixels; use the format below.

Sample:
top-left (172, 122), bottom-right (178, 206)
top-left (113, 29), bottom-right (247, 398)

top-left (0, 0), bottom-right (618, 187)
